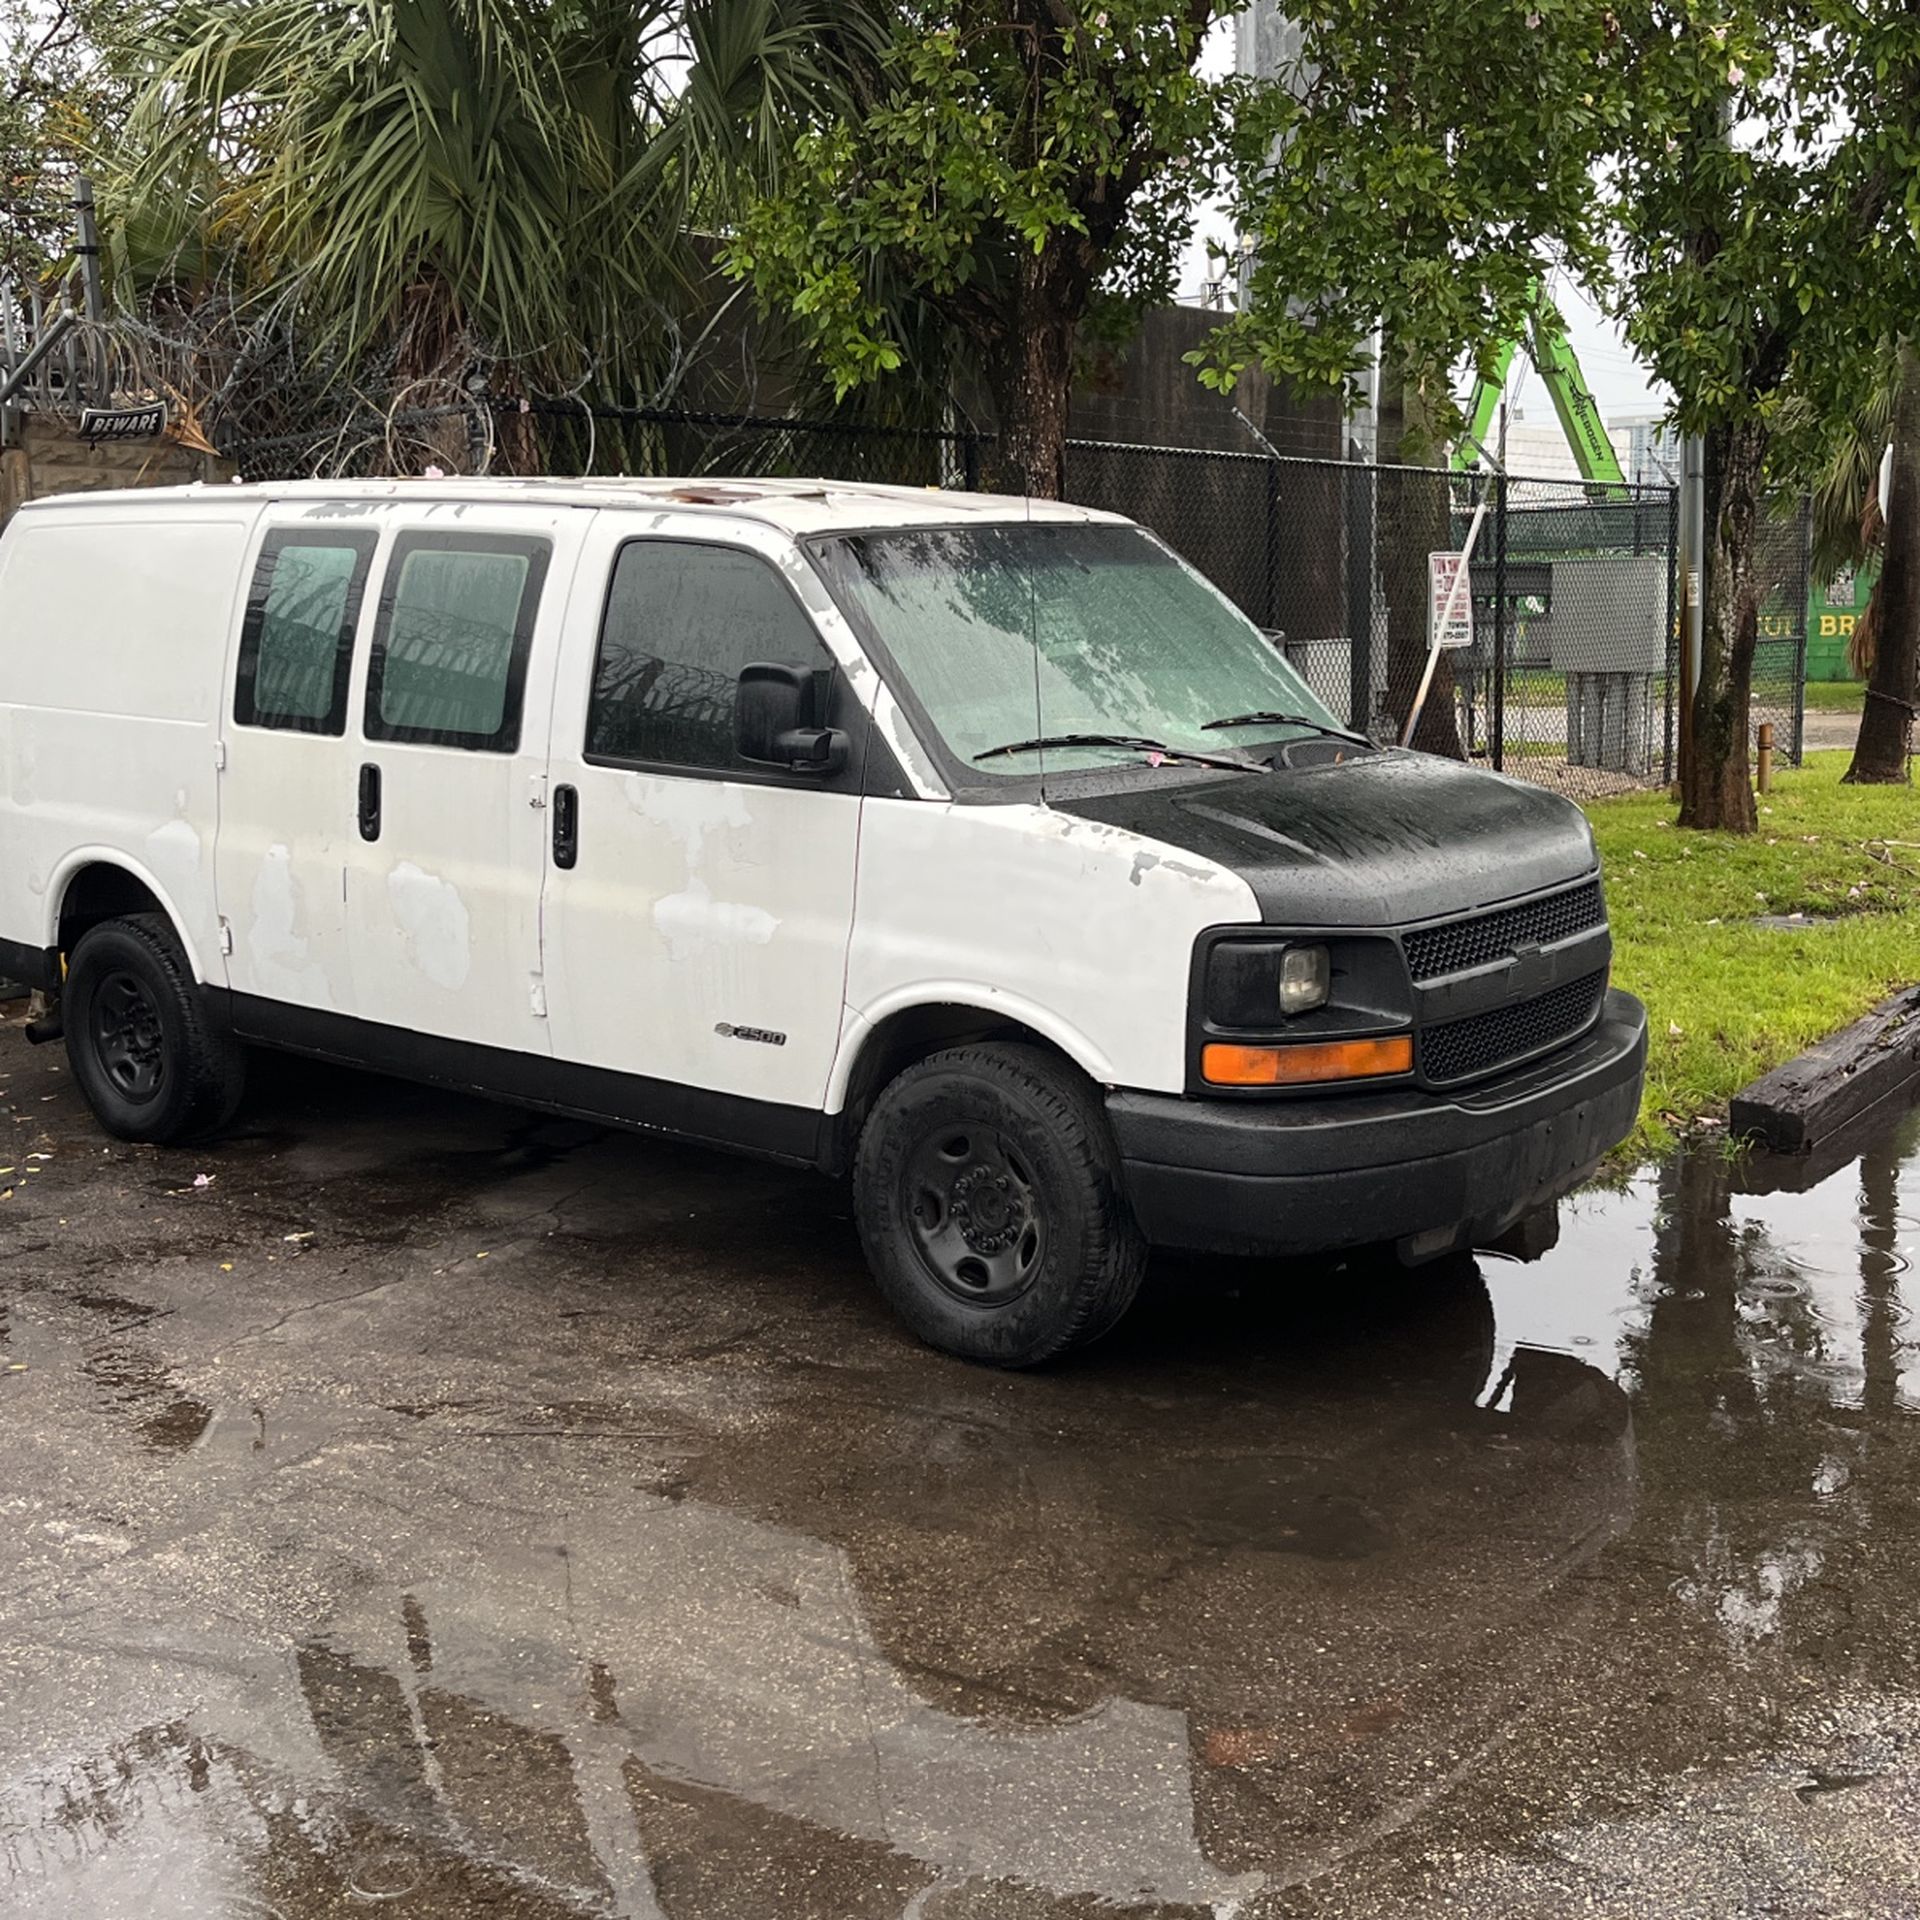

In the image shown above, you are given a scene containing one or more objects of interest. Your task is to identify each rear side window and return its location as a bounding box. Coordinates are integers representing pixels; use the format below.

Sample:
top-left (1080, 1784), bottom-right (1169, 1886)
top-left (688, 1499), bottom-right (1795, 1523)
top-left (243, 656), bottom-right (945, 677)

top-left (586, 540), bottom-right (830, 772)
top-left (366, 532), bottom-right (550, 751)
top-left (235, 530), bottom-right (377, 733)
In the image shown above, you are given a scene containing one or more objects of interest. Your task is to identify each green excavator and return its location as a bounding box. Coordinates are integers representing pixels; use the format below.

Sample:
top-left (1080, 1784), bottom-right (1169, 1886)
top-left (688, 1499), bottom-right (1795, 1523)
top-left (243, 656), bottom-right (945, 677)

top-left (1450, 286), bottom-right (1630, 497)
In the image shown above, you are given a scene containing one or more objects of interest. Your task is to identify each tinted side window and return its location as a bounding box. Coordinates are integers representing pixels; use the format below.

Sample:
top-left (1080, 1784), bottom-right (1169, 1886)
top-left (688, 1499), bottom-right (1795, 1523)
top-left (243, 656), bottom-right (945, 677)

top-left (235, 530), bottom-right (377, 733)
top-left (366, 532), bottom-right (550, 751)
top-left (586, 541), bottom-right (830, 772)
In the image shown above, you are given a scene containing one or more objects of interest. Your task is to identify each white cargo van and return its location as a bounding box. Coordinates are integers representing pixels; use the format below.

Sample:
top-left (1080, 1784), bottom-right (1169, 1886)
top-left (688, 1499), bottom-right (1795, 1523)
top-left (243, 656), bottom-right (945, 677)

top-left (0, 478), bottom-right (1645, 1364)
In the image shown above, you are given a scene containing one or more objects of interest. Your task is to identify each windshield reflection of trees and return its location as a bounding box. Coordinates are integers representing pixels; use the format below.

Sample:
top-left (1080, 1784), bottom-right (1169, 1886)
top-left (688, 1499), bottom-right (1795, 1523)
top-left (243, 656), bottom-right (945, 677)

top-left (836, 525), bottom-right (1326, 761)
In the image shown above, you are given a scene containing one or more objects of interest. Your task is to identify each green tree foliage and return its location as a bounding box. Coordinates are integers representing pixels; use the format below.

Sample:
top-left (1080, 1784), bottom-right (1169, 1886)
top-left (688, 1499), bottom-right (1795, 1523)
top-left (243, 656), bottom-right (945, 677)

top-left (1, 0), bottom-right (129, 280)
top-left (1845, 341), bottom-right (1920, 785)
top-left (721, 0), bottom-right (1234, 495)
top-left (105, 0), bottom-right (862, 401)
top-left (109, 0), bottom-right (686, 389)
top-left (1199, 0), bottom-right (1920, 829)
top-left (1198, 0), bottom-right (1624, 445)
top-left (1190, 0), bottom-right (1626, 753)
top-left (1609, 0), bottom-right (1920, 825)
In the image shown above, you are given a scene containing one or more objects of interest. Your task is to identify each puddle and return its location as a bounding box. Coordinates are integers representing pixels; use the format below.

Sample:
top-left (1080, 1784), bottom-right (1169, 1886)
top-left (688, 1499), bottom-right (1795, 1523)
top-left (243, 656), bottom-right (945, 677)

top-left (81, 1343), bottom-right (213, 1455)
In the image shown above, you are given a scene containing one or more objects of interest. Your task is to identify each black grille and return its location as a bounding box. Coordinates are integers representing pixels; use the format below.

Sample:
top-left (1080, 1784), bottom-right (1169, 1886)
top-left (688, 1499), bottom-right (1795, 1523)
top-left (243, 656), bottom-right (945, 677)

top-left (1403, 881), bottom-right (1606, 983)
top-left (1419, 970), bottom-right (1608, 1086)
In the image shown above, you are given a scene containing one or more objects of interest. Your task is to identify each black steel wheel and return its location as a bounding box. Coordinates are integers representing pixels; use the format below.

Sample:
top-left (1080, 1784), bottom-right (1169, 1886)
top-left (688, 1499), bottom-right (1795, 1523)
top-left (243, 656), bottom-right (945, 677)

top-left (904, 1120), bottom-right (1047, 1307)
top-left (854, 1042), bottom-right (1147, 1367)
top-left (89, 967), bottom-right (168, 1102)
top-left (64, 914), bottom-right (246, 1144)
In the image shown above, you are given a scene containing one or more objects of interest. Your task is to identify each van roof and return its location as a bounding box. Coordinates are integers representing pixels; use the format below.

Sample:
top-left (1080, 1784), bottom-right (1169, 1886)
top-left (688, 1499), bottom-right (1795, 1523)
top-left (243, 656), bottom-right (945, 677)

top-left (18, 474), bottom-right (1131, 537)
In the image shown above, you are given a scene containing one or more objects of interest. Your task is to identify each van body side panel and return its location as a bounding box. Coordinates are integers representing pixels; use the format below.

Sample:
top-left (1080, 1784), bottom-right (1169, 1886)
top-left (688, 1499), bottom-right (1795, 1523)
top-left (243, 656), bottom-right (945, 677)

top-left (214, 514), bottom-right (379, 1014)
top-left (0, 510), bottom-right (252, 974)
top-left (341, 503), bottom-right (588, 1057)
top-left (837, 800), bottom-right (1260, 1103)
top-left (541, 514), bottom-right (865, 1110)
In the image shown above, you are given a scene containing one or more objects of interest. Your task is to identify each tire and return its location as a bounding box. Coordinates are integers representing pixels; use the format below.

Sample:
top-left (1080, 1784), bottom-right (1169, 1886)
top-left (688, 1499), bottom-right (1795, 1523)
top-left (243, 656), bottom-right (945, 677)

top-left (63, 914), bottom-right (246, 1144)
top-left (853, 1042), bottom-right (1148, 1367)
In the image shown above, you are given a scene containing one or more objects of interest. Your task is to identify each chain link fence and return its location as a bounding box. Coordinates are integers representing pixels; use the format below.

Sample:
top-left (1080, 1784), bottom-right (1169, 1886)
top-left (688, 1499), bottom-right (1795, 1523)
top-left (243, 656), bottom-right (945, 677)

top-left (223, 398), bottom-right (1809, 801)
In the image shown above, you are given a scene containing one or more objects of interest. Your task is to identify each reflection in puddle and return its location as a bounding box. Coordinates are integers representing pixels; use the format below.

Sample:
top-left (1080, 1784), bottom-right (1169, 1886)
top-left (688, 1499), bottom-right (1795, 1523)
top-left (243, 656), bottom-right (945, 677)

top-left (1486, 1106), bottom-right (1920, 1414)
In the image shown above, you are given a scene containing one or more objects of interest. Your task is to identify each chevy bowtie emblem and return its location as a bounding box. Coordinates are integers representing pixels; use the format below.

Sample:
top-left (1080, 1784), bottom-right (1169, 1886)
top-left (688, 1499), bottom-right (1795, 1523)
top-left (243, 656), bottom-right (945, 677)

top-left (1507, 941), bottom-right (1552, 996)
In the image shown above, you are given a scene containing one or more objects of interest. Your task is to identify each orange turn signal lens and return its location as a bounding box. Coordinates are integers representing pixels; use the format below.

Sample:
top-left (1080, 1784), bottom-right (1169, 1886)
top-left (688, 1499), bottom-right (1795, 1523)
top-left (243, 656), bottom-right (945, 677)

top-left (1202, 1035), bottom-right (1413, 1087)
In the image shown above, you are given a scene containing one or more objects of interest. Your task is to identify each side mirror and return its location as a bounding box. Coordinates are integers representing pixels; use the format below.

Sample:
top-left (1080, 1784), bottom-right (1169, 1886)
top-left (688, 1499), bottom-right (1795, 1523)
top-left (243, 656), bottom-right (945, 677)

top-left (733, 662), bottom-right (849, 776)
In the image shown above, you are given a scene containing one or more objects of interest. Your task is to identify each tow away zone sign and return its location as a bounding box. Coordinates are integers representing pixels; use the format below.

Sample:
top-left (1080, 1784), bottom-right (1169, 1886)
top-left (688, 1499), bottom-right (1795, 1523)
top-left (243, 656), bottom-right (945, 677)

top-left (1428, 551), bottom-right (1474, 649)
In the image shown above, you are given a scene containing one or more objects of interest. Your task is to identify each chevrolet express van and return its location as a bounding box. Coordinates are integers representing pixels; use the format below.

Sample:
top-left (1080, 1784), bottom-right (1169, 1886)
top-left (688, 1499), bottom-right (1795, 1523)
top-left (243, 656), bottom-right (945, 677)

top-left (0, 478), bottom-right (1646, 1364)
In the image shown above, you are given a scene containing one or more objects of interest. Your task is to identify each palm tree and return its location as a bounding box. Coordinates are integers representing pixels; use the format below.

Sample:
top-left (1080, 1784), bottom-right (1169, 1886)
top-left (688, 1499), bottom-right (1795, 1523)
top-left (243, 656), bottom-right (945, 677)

top-left (1795, 337), bottom-right (1915, 784)
top-left (1846, 341), bottom-right (1920, 784)
top-left (1805, 337), bottom-right (1899, 680)
top-left (101, 0), bottom-right (887, 455)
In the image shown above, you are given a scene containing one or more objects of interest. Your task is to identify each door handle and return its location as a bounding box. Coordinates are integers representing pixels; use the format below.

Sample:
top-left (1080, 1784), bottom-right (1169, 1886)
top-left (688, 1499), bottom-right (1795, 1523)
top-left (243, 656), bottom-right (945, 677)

top-left (358, 762), bottom-right (382, 842)
top-left (552, 783), bottom-right (578, 869)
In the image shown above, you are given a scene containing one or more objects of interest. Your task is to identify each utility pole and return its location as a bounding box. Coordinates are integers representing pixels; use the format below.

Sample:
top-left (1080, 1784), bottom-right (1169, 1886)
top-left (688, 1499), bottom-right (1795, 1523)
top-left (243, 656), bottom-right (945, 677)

top-left (1677, 92), bottom-right (1731, 800)
top-left (1677, 427), bottom-right (1704, 792)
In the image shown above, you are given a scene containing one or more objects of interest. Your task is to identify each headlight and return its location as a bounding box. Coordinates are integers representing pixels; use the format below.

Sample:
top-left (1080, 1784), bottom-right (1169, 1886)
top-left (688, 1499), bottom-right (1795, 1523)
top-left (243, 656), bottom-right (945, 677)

top-left (1205, 940), bottom-right (1333, 1026)
top-left (1278, 944), bottom-right (1331, 1015)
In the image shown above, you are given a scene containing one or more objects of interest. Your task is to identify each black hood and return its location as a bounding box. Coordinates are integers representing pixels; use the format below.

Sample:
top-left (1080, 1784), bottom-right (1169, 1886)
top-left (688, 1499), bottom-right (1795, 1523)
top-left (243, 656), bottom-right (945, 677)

top-left (1057, 749), bottom-right (1598, 927)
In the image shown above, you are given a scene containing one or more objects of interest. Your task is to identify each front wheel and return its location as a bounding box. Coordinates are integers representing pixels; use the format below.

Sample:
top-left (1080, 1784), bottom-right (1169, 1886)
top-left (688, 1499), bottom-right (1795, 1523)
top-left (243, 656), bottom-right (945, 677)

top-left (853, 1042), bottom-right (1147, 1366)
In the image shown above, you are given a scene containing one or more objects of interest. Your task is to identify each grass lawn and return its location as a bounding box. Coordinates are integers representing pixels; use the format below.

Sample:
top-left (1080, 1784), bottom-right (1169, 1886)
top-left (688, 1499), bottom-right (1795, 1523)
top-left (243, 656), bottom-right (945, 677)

top-left (1586, 750), bottom-right (1920, 1159)
top-left (1803, 678), bottom-right (1867, 712)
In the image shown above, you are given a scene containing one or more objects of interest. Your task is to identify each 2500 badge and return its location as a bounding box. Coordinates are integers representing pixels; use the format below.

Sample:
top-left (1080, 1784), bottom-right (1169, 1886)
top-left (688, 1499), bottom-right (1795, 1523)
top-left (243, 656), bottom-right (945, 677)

top-left (715, 1022), bottom-right (787, 1047)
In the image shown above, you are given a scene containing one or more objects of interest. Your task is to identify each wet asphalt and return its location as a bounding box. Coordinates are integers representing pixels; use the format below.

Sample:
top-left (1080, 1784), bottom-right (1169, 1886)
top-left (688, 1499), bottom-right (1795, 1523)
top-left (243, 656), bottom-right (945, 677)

top-left (5, 1005), bottom-right (1920, 1919)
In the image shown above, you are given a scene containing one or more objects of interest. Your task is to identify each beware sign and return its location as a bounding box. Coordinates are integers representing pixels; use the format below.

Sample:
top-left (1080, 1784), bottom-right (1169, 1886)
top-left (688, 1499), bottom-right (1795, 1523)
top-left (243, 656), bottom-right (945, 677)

top-left (1428, 551), bottom-right (1474, 649)
top-left (78, 403), bottom-right (166, 443)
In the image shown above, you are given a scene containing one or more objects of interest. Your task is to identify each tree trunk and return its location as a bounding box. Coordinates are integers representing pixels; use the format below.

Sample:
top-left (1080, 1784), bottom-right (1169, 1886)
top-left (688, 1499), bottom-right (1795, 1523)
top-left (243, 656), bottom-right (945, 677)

top-left (1846, 340), bottom-right (1920, 784)
top-left (1377, 344), bottom-right (1464, 758)
top-left (982, 306), bottom-right (1075, 501)
top-left (1679, 417), bottom-right (1767, 831)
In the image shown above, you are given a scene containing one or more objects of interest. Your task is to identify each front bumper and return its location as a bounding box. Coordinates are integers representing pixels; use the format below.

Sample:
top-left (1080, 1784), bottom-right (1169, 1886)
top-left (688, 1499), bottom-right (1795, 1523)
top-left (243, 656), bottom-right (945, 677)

top-left (1108, 988), bottom-right (1648, 1260)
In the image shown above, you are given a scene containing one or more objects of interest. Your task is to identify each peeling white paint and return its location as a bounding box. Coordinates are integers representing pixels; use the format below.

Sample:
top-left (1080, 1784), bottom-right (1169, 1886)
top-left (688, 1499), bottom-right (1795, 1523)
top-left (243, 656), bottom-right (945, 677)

top-left (248, 844), bottom-right (316, 991)
top-left (622, 778), bottom-right (753, 865)
top-left (387, 861), bottom-right (471, 991)
top-left (146, 816), bottom-right (203, 876)
top-left (652, 876), bottom-right (778, 964)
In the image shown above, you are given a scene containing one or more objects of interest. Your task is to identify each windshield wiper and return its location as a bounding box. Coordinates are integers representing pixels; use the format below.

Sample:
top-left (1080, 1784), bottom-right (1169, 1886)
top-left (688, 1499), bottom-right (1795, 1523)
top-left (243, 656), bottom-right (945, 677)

top-left (972, 732), bottom-right (1253, 772)
top-left (1200, 710), bottom-right (1372, 746)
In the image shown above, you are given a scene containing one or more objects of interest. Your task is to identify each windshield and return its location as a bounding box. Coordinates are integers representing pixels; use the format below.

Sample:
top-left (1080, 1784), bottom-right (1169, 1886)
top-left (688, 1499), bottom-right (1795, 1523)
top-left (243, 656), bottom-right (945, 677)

top-left (812, 522), bottom-right (1343, 776)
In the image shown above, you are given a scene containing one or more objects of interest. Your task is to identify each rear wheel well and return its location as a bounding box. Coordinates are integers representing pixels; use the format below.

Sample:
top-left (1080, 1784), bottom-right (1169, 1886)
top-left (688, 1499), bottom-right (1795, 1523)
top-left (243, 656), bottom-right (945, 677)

top-left (57, 865), bottom-right (172, 963)
top-left (826, 1005), bottom-right (1088, 1176)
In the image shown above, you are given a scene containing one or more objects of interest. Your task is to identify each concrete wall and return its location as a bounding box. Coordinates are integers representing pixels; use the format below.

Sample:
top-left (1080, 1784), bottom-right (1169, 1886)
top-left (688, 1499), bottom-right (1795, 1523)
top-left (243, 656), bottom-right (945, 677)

top-left (0, 414), bottom-right (234, 531)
